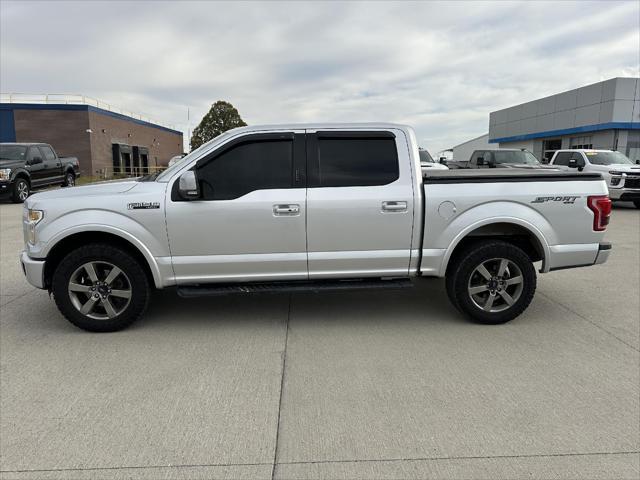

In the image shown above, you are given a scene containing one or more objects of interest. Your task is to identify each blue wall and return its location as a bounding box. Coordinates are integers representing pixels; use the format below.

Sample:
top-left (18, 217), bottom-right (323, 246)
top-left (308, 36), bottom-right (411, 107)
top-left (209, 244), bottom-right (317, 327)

top-left (0, 109), bottom-right (16, 142)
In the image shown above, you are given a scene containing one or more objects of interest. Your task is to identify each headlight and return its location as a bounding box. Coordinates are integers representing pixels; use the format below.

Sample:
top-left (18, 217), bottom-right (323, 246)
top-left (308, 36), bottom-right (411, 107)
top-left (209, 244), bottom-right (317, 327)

top-left (28, 209), bottom-right (44, 223)
top-left (0, 168), bottom-right (11, 181)
top-left (27, 209), bottom-right (44, 244)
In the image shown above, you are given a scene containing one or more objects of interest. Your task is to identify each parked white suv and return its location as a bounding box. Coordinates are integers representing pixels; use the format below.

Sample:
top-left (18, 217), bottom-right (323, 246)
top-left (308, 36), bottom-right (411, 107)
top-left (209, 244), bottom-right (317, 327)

top-left (549, 149), bottom-right (640, 208)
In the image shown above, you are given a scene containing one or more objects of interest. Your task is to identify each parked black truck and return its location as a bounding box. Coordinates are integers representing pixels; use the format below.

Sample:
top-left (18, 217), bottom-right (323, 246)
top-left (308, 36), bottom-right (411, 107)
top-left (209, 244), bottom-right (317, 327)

top-left (0, 143), bottom-right (80, 202)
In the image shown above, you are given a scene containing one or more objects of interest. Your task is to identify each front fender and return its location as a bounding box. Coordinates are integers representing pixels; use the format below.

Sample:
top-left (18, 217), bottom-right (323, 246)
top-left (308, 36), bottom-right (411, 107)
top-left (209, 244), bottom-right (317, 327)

top-left (32, 209), bottom-right (171, 288)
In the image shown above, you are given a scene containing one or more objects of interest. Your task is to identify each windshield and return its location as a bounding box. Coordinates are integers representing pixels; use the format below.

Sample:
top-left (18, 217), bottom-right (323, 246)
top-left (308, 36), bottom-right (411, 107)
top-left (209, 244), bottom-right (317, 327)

top-left (0, 145), bottom-right (27, 162)
top-left (585, 151), bottom-right (633, 165)
top-left (493, 151), bottom-right (539, 165)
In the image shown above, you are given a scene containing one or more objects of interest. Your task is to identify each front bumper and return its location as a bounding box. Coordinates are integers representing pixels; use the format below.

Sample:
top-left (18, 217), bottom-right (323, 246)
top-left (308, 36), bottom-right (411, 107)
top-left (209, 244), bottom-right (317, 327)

top-left (0, 181), bottom-right (12, 199)
top-left (618, 191), bottom-right (640, 202)
top-left (20, 251), bottom-right (46, 289)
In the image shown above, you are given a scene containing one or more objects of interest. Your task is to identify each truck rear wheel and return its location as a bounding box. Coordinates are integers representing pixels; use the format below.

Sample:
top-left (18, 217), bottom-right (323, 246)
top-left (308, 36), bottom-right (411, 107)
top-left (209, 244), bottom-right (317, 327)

top-left (446, 240), bottom-right (536, 324)
top-left (52, 244), bottom-right (150, 332)
top-left (63, 172), bottom-right (76, 187)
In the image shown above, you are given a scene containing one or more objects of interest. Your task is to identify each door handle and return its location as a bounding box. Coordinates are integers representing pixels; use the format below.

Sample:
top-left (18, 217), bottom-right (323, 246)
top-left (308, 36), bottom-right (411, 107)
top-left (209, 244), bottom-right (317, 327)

top-left (382, 201), bottom-right (407, 212)
top-left (273, 204), bottom-right (300, 216)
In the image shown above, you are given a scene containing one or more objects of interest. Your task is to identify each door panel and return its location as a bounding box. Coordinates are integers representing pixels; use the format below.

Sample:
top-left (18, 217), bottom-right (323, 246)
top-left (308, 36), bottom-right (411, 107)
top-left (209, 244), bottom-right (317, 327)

top-left (38, 146), bottom-right (63, 185)
top-left (306, 130), bottom-right (415, 278)
top-left (25, 147), bottom-right (46, 186)
top-left (166, 132), bottom-right (308, 284)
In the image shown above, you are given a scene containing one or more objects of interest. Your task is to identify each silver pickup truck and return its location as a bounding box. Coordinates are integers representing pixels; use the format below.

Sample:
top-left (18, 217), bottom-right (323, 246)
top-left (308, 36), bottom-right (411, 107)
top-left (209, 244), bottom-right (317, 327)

top-left (20, 123), bottom-right (612, 332)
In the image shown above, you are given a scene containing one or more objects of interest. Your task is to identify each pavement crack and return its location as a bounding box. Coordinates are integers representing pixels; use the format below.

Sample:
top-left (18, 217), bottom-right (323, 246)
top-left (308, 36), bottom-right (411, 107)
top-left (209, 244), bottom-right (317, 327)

top-left (276, 450), bottom-right (640, 466)
top-left (271, 293), bottom-right (292, 480)
top-left (539, 291), bottom-right (639, 352)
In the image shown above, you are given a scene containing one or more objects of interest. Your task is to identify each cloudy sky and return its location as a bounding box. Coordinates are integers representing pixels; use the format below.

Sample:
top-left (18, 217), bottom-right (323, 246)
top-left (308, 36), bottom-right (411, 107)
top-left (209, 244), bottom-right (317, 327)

top-left (1, 0), bottom-right (639, 153)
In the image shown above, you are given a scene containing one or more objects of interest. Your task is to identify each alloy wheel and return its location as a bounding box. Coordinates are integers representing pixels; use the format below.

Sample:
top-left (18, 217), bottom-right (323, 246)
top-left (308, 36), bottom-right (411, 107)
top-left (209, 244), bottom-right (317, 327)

top-left (467, 258), bottom-right (524, 313)
top-left (17, 181), bottom-right (28, 201)
top-left (68, 261), bottom-right (132, 320)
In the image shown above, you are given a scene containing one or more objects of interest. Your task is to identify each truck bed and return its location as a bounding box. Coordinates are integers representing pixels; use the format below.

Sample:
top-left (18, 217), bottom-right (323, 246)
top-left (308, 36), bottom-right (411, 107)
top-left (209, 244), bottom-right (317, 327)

top-left (423, 169), bottom-right (603, 183)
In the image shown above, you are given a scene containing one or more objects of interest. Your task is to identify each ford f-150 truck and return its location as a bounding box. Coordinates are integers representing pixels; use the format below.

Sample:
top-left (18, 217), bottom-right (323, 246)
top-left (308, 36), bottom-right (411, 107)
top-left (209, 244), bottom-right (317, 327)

top-left (549, 149), bottom-right (640, 208)
top-left (0, 143), bottom-right (80, 202)
top-left (20, 123), bottom-right (612, 332)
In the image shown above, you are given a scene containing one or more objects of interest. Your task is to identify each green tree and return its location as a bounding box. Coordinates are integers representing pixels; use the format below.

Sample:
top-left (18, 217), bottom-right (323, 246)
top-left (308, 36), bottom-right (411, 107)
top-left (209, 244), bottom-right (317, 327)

top-left (190, 100), bottom-right (247, 151)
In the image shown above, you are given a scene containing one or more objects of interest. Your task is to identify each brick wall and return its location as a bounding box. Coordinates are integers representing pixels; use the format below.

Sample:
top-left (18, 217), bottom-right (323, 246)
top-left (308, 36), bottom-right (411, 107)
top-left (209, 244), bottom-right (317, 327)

top-left (13, 109), bottom-right (93, 174)
top-left (88, 111), bottom-right (183, 176)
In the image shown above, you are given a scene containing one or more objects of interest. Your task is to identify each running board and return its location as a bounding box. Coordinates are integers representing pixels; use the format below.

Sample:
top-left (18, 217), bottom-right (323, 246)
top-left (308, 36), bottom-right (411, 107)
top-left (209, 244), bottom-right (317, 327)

top-left (177, 278), bottom-right (413, 298)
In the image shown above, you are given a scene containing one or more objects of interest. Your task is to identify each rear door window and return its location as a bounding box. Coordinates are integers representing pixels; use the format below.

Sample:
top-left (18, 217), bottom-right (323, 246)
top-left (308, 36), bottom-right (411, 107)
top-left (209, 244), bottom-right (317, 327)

top-left (310, 133), bottom-right (399, 187)
top-left (38, 146), bottom-right (56, 162)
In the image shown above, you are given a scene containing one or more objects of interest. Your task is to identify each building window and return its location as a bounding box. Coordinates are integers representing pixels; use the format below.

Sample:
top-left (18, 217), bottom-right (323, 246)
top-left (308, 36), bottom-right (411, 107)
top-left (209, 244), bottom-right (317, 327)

top-left (627, 131), bottom-right (640, 163)
top-left (570, 136), bottom-right (593, 150)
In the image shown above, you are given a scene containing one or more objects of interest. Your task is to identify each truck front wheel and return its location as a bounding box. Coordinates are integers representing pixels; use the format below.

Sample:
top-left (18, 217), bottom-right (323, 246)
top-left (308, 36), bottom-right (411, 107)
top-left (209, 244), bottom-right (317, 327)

top-left (52, 244), bottom-right (150, 332)
top-left (446, 240), bottom-right (536, 324)
top-left (11, 178), bottom-right (29, 203)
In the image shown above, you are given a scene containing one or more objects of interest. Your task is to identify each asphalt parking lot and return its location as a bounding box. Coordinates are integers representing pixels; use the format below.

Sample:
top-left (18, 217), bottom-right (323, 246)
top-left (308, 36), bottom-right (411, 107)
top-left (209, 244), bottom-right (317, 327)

top-left (0, 201), bottom-right (638, 480)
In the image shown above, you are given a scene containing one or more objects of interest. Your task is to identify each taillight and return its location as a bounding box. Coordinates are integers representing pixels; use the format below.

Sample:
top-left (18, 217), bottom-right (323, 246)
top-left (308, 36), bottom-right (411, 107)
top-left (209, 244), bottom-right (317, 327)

top-left (587, 195), bottom-right (612, 231)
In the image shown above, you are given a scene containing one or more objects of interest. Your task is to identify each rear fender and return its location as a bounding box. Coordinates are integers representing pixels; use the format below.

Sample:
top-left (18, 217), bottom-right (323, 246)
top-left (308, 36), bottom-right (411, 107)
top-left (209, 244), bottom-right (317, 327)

top-left (436, 202), bottom-right (554, 276)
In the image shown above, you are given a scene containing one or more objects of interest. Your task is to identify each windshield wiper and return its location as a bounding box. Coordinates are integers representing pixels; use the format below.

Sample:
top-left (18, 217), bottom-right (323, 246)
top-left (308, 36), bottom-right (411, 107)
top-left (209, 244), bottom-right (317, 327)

top-left (138, 171), bottom-right (161, 182)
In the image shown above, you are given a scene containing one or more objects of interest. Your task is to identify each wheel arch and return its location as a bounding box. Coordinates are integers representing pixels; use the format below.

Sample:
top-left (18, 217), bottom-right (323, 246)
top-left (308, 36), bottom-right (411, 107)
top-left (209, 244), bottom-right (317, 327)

top-left (441, 218), bottom-right (551, 276)
top-left (43, 228), bottom-right (162, 290)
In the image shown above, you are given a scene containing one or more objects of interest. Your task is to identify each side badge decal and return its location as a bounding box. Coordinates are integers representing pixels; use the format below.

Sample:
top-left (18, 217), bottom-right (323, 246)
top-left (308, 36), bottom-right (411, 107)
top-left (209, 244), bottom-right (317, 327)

top-left (128, 202), bottom-right (161, 210)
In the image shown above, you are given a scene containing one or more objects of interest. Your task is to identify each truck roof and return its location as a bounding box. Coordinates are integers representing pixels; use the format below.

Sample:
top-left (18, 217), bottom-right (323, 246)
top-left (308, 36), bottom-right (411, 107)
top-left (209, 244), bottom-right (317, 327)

top-left (0, 142), bottom-right (50, 147)
top-left (553, 149), bottom-right (613, 153)
top-left (227, 122), bottom-right (412, 132)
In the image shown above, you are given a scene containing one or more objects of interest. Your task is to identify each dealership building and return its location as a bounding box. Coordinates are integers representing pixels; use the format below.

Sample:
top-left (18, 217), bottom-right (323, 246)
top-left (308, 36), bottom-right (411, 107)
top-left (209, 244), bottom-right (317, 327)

top-left (487, 77), bottom-right (640, 162)
top-left (0, 95), bottom-right (183, 177)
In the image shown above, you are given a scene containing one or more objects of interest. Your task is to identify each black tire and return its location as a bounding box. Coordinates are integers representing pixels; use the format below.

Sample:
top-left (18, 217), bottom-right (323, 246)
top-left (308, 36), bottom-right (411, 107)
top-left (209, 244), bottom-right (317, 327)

top-left (63, 171), bottom-right (76, 187)
top-left (445, 240), bottom-right (536, 325)
top-left (52, 244), bottom-right (150, 332)
top-left (11, 178), bottom-right (30, 203)
top-left (634, 200), bottom-right (640, 209)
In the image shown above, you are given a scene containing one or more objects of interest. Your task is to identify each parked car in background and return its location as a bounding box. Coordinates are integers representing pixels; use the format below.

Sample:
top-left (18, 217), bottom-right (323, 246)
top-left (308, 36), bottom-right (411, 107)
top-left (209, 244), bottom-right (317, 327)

top-left (419, 148), bottom-right (448, 172)
top-left (168, 154), bottom-right (186, 167)
top-left (0, 143), bottom-right (80, 203)
top-left (549, 149), bottom-right (640, 208)
top-left (20, 123), bottom-right (612, 332)
top-left (446, 149), bottom-right (549, 170)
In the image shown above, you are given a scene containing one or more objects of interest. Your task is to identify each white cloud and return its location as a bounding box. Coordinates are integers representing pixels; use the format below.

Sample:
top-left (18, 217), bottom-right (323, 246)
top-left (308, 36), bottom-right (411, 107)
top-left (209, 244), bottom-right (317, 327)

top-left (1, 0), bottom-right (638, 153)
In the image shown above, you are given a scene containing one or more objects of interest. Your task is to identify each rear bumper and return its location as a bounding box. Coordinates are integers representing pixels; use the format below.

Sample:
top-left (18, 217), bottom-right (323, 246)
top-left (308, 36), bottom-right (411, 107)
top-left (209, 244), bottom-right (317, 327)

top-left (547, 242), bottom-right (611, 272)
top-left (20, 251), bottom-right (46, 289)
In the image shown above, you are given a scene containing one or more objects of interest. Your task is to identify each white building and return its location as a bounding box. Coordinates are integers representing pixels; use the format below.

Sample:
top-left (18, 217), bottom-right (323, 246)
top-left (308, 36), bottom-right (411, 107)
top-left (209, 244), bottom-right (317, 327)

top-left (489, 77), bottom-right (640, 162)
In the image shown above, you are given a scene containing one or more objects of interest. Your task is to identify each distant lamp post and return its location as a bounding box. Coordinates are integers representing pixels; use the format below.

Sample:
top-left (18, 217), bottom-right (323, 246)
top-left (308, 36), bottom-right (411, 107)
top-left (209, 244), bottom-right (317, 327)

top-left (85, 129), bottom-right (92, 133)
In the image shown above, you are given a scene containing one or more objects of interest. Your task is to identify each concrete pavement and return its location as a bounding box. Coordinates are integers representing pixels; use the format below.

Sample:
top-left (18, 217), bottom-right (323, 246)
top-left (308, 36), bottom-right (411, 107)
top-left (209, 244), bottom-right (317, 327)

top-left (0, 201), bottom-right (638, 479)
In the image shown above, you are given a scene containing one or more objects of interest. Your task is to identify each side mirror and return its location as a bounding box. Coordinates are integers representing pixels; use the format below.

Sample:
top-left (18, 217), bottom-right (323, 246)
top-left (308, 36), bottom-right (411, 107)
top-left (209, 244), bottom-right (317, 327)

top-left (29, 157), bottom-right (42, 165)
top-left (476, 157), bottom-right (484, 166)
top-left (636, 159), bottom-right (640, 165)
top-left (568, 158), bottom-right (578, 168)
top-left (178, 170), bottom-right (200, 199)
